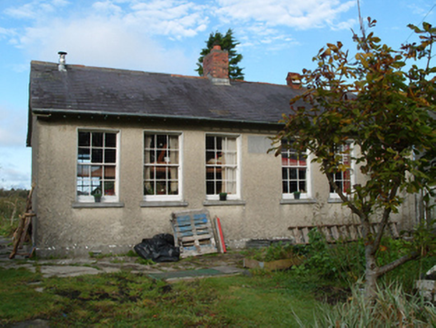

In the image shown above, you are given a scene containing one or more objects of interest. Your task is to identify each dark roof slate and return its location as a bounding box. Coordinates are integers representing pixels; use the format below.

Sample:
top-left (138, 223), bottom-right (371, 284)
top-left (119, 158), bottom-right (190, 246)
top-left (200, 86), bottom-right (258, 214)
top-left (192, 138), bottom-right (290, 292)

top-left (29, 61), bottom-right (306, 124)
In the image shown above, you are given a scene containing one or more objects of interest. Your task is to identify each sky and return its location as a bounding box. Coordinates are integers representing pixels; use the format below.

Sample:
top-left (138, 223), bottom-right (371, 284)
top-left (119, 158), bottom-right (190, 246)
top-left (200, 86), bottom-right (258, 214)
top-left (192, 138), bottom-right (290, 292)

top-left (0, 0), bottom-right (434, 190)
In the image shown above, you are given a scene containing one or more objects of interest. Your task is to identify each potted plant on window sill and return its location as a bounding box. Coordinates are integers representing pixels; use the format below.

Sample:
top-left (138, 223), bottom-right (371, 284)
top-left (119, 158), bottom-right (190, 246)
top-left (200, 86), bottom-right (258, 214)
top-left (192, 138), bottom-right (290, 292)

top-left (93, 191), bottom-right (102, 203)
top-left (219, 192), bottom-right (227, 201)
top-left (293, 191), bottom-right (301, 199)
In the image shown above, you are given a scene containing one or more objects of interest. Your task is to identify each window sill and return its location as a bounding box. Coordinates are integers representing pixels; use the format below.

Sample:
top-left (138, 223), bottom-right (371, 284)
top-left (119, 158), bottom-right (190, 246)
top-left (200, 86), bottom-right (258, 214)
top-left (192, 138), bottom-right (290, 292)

top-left (280, 198), bottom-right (317, 205)
top-left (72, 202), bottom-right (125, 208)
top-left (203, 200), bottom-right (246, 206)
top-left (140, 201), bottom-right (189, 207)
top-left (328, 198), bottom-right (345, 204)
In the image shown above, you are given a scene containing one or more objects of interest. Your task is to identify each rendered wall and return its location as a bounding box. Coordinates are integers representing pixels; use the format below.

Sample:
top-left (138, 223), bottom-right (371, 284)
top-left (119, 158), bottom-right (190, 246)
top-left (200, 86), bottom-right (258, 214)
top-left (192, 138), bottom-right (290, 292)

top-left (31, 115), bottom-right (417, 257)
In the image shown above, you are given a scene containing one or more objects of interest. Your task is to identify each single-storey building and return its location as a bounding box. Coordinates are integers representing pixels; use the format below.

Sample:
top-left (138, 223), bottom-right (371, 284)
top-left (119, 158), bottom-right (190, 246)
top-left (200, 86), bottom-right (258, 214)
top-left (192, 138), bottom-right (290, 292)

top-left (26, 46), bottom-right (416, 257)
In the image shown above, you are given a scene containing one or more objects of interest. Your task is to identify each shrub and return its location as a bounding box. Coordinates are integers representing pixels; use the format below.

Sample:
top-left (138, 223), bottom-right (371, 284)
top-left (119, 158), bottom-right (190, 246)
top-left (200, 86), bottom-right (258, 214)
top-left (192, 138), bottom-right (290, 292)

top-left (291, 228), bottom-right (436, 289)
top-left (292, 228), bottom-right (365, 282)
top-left (0, 189), bottom-right (28, 237)
top-left (242, 242), bottom-right (300, 262)
top-left (301, 282), bottom-right (436, 327)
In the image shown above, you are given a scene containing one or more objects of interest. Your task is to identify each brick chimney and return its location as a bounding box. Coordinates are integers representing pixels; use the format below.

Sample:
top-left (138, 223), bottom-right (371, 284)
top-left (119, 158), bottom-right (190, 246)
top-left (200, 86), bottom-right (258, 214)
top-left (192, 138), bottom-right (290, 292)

top-left (286, 72), bottom-right (302, 89)
top-left (203, 44), bottom-right (230, 85)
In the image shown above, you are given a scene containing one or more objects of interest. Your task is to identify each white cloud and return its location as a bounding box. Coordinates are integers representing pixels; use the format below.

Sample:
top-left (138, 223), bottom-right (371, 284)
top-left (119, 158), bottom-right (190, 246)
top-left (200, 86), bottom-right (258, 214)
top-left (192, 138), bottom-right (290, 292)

top-left (4, 0), bottom-right (210, 72)
top-left (4, 0), bottom-right (69, 20)
top-left (92, 1), bottom-right (123, 16)
top-left (14, 15), bottom-right (195, 74)
top-left (0, 27), bottom-right (17, 41)
top-left (125, 0), bottom-right (210, 38)
top-left (0, 158), bottom-right (31, 190)
top-left (0, 105), bottom-right (27, 148)
top-left (216, 0), bottom-right (356, 30)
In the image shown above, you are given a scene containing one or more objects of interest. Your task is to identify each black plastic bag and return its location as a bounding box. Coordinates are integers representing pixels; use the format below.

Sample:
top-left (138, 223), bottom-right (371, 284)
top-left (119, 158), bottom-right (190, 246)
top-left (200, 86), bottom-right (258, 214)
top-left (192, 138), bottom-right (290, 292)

top-left (134, 233), bottom-right (180, 262)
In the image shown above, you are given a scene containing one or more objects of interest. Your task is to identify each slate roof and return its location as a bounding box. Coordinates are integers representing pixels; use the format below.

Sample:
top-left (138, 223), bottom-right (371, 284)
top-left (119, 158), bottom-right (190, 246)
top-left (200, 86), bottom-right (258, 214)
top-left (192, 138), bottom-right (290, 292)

top-left (29, 61), bottom-right (307, 124)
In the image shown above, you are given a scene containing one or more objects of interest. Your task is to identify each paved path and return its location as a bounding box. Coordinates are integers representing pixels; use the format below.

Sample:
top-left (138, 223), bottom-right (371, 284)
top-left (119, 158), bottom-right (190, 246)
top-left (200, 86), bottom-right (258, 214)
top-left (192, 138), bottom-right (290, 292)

top-left (0, 236), bottom-right (245, 280)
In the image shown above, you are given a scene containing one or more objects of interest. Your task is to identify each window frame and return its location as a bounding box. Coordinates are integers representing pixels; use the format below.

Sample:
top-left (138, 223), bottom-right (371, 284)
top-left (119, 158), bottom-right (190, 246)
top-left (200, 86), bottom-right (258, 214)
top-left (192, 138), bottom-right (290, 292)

top-left (143, 131), bottom-right (183, 202)
top-left (205, 133), bottom-right (241, 201)
top-left (76, 129), bottom-right (120, 203)
top-left (281, 140), bottom-right (312, 200)
top-left (329, 143), bottom-right (355, 199)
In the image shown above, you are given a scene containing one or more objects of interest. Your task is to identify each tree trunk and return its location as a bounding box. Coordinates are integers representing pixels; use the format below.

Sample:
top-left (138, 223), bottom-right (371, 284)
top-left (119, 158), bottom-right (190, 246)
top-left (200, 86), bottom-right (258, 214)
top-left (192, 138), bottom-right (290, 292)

top-left (364, 247), bottom-right (379, 299)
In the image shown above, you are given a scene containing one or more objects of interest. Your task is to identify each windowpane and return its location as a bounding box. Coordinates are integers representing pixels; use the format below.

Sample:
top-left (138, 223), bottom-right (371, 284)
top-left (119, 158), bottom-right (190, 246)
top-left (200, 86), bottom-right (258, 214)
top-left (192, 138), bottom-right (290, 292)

top-left (282, 168), bottom-right (288, 180)
top-left (105, 149), bottom-right (116, 163)
top-left (206, 135), bottom-right (238, 197)
top-left (281, 140), bottom-right (307, 195)
top-left (78, 132), bottom-right (90, 147)
top-left (92, 149), bottom-right (103, 163)
top-left (105, 133), bottom-right (116, 147)
top-left (144, 132), bottom-right (181, 198)
top-left (104, 181), bottom-right (115, 195)
top-left (77, 178), bottom-right (90, 195)
top-left (77, 131), bottom-right (117, 199)
top-left (91, 165), bottom-right (102, 178)
top-left (92, 132), bottom-right (103, 147)
top-left (103, 166), bottom-right (115, 179)
top-left (77, 165), bottom-right (89, 177)
top-left (282, 181), bottom-right (289, 193)
top-left (144, 181), bottom-right (155, 195)
top-left (78, 148), bottom-right (90, 163)
top-left (206, 136), bottom-right (215, 150)
top-left (206, 181), bottom-right (216, 195)
top-left (206, 151), bottom-right (217, 163)
top-left (330, 144), bottom-right (352, 195)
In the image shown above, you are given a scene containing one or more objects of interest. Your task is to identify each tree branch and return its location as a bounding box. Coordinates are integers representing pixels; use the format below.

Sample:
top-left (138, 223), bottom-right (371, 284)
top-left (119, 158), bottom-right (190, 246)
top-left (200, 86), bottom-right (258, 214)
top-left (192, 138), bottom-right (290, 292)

top-left (371, 184), bottom-right (400, 256)
top-left (378, 251), bottom-right (419, 277)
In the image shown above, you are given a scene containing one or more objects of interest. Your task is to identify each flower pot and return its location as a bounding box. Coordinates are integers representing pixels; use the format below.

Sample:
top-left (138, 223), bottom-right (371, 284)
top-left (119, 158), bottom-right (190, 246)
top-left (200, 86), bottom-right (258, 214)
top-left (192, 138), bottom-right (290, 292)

top-left (293, 193), bottom-right (300, 199)
top-left (219, 193), bottom-right (227, 201)
top-left (94, 195), bottom-right (101, 203)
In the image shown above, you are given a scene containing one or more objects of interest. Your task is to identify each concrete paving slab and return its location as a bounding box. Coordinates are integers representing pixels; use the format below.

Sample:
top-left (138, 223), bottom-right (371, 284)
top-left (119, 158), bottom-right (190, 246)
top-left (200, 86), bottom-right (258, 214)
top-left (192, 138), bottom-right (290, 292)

top-left (40, 265), bottom-right (107, 278)
top-left (211, 265), bottom-right (245, 274)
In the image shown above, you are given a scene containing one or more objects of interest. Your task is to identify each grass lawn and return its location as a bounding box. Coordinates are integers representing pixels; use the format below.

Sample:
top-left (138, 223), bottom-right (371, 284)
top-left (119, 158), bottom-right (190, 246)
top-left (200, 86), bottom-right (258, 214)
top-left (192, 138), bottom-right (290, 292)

top-left (0, 267), bottom-right (338, 327)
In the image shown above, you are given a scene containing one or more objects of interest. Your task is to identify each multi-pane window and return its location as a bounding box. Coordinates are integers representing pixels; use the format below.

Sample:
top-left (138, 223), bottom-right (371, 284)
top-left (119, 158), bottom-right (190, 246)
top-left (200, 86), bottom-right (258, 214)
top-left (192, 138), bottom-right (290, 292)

top-left (330, 144), bottom-right (352, 195)
top-left (205, 135), bottom-right (238, 198)
top-left (281, 140), bottom-right (308, 197)
top-left (77, 131), bottom-right (117, 201)
top-left (144, 133), bottom-right (180, 199)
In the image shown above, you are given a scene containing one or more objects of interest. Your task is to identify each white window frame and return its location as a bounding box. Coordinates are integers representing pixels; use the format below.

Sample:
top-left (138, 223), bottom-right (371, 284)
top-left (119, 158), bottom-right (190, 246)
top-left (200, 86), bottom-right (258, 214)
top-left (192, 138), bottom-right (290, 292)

top-left (76, 129), bottom-right (120, 203)
top-left (329, 143), bottom-right (355, 199)
top-left (281, 141), bottom-right (312, 200)
top-left (143, 131), bottom-right (183, 202)
top-left (205, 133), bottom-right (241, 201)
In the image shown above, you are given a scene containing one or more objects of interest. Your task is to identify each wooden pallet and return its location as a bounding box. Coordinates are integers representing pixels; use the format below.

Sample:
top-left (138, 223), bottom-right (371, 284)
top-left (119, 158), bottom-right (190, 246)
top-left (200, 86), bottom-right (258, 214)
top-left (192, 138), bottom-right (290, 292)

top-left (288, 221), bottom-right (400, 244)
top-left (171, 209), bottom-right (218, 258)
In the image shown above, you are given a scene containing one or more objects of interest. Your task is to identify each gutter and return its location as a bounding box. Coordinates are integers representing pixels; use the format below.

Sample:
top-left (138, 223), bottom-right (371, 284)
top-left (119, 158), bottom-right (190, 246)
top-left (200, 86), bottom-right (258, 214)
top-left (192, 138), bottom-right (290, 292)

top-left (31, 108), bottom-right (284, 127)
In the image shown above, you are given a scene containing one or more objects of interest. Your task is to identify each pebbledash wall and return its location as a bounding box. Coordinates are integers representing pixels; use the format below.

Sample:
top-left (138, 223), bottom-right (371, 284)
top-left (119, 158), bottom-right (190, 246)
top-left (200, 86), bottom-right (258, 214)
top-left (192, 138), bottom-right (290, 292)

top-left (30, 114), bottom-right (417, 257)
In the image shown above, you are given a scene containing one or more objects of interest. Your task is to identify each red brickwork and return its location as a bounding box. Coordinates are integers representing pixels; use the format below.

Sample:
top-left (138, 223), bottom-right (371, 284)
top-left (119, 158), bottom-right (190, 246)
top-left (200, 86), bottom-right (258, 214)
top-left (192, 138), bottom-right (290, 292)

top-left (286, 72), bottom-right (302, 89)
top-left (203, 45), bottom-right (229, 79)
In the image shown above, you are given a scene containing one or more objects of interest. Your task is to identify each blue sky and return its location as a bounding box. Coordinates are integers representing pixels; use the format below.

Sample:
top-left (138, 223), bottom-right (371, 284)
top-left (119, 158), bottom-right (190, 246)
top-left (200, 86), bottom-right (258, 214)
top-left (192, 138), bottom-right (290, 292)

top-left (0, 0), bottom-right (434, 189)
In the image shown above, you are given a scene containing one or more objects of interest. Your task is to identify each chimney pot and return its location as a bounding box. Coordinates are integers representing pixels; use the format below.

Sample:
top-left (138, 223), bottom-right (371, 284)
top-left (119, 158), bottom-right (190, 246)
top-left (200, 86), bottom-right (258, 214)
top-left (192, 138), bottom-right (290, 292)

top-left (286, 72), bottom-right (302, 89)
top-left (58, 51), bottom-right (67, 72)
